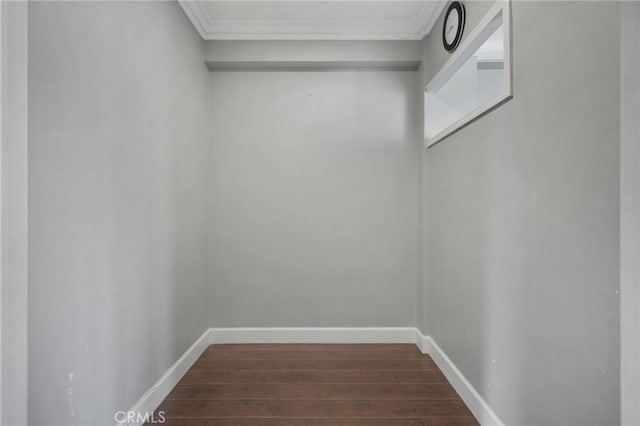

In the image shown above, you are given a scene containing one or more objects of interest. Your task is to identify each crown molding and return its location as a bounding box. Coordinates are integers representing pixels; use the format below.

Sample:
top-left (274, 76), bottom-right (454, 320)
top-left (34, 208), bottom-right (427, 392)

top-left (179, 1), bottom-right (447, 41)
top-left (178, 0), bottom-right (209, 39)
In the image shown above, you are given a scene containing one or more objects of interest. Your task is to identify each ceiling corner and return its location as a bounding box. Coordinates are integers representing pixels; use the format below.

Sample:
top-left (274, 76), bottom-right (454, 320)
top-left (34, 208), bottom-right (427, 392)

top-left (416, 1), bottom-right (448, 39)
top-left (178, 0), bottom-right (209, 39)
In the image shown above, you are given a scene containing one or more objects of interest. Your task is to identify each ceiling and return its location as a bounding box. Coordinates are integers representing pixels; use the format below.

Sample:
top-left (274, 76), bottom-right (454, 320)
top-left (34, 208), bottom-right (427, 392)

top-left (179, 1), bottom-right (446, 40)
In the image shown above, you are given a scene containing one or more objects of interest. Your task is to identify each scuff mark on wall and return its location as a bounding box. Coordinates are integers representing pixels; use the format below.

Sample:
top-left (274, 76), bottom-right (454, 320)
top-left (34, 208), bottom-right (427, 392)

top-left (68, 372), bottom-right (75, 424)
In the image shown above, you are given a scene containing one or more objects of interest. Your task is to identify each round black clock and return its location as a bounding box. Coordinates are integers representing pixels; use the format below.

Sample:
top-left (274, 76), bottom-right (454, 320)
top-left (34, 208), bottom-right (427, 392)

top-left (442, 1), bottom-right (465, 52)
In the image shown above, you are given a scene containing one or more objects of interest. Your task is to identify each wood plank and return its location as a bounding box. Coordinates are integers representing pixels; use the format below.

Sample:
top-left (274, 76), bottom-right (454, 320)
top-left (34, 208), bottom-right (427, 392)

top-left (166, 384), bottom-right (329, 399)
top-left (345, 359), bottom-right (438, 370)
top-left (191, 359), bottom-right (350, 371)
top-left (422, 419), bottom-right (480, 426)
top-left (204, 419), bottom-right (424, 426)
top-left (202, 349), bottom-right (425, 360)
top-left (153, 417), bottom-right (476, 426)
top-left (265, 399), bottom-right (474, 418)
top-left (265, 399), bottom-right (334, 417)
top-left (177, 371), bottom-right (229, 385)
top-left (329, 384), bottom-right (459, 399)
top-left (158, 399), bottom-right (474, 419)
top-left (146, 420), bottom-right (207, 426)
top-left (205, 344), bottom-right (421, 352)
top-left (156, 399), bottom-right (271, 418)
top-left (395, 371), bottom-right (449, 383)
top-left (224, 370), bottom-right (399, 384)
top-left (327, 399), bottom-right (474, 418)
top-left (191, 358), bottom-right (438, 371)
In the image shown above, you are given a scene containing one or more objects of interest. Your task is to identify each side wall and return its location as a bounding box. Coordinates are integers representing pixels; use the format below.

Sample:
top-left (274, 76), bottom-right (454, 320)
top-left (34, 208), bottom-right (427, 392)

top-left (208, 68), bottom-right (420, 327)
top-left (1, 2), bottom-right (28, 424)
top-left (27, 2), bottom-right (211, 424)
top-left (621, 1), bottom-right (640, 424)
top-left (423, 2), bottom-right (620, 425)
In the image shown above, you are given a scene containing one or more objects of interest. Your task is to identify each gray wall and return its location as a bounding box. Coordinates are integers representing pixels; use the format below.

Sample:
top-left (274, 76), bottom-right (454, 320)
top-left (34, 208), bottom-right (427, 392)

top-left (423, 1), bottom-right (620, 425)
top-left (28, 2), bottom-right (211, 424)
top-left (209, 70), bottom-right (419, 327)
top-left (621, 2), bottom-right (640, 424)
top-left (204, 40), bottom-right (423, 64)
top-left (1, 2), bottom-right (29, 424)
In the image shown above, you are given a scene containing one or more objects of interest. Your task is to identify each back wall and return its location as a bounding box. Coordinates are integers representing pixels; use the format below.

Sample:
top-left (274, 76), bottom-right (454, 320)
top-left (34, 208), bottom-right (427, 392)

top-left (209, 70), bottom-right (419, 327)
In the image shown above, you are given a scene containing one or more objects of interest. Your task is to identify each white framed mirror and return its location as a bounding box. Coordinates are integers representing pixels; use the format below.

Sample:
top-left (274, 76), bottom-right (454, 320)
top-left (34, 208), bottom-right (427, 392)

top-left (425, 0), bottom-right (512, 147)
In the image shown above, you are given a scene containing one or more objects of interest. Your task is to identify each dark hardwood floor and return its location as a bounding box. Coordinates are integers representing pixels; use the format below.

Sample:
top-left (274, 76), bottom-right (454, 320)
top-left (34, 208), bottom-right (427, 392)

top-left (149, 344), bottom-right (478, 426)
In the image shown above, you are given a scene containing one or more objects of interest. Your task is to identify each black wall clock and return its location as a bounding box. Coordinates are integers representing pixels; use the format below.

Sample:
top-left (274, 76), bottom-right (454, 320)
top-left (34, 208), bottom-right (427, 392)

top-left (442, 1), bottom-right (466, 52)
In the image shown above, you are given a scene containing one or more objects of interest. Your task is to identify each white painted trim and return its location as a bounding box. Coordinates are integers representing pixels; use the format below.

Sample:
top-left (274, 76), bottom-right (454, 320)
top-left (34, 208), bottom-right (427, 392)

top-left (116, 328), bottom-right (213, 426)
top-left (177, 0), bottom-right (208, 39)
top-left (416, 330), bottom-right (504, 426)
top-left (414, 328), bottom-right (430, 354)
top-left (178, 0), bottom-right (445, 41)
top-left (425, 0), bottom-right (513, 147)
top-left (210, 327), bottom-right (419, 344)
top-left (621, 1), bottom-right (640, 424)
top-left (426, 91), bottom-right (512, 148)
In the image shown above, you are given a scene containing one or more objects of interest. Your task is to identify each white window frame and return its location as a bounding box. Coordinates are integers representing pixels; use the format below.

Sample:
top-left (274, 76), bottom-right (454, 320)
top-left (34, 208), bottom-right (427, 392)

top-left (425, 0), bottom-right (512, 147)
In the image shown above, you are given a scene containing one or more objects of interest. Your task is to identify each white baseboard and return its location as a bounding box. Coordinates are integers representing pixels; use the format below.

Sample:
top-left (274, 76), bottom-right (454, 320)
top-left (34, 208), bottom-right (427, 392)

top-left (209, 327), bottom-right (418, 344)
top-left (117, 328), bottom-right (212, 426)
top-left (416, 329), bottom-right (504, 426)
top-left (119, 327), bottom-right (502, 426)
